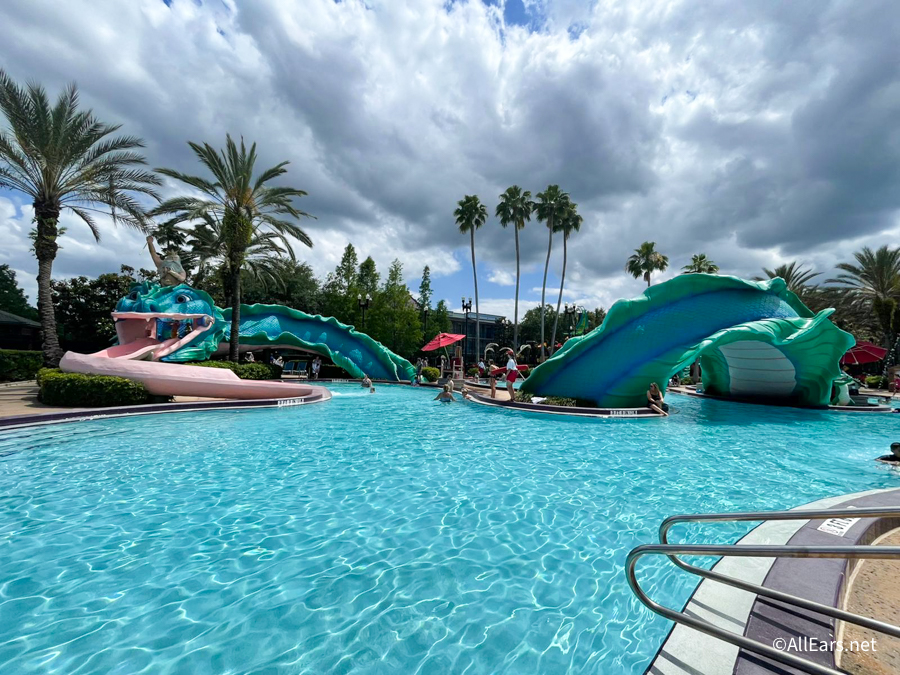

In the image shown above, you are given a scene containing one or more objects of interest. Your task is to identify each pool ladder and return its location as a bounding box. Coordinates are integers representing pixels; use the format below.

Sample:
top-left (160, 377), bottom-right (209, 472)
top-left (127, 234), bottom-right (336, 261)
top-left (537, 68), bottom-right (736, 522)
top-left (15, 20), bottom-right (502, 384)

top-left (627, 506), bottom-right (900, 675)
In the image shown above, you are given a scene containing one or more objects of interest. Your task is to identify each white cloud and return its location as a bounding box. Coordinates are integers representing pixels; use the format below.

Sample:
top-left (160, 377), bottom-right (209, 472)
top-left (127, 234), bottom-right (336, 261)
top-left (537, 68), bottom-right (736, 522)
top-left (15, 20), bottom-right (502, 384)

top-left (0, 0), bottom-right (899, 309)
top-left (487, 268), bottom-right (516, 286)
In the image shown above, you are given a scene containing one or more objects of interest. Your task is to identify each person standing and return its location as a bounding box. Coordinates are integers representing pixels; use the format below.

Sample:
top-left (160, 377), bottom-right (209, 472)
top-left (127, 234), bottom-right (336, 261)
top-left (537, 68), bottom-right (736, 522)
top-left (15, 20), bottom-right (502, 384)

top-left (505, 349), bottom-right (519, 398)
top-left (415, 358), bottom-right (424, 384)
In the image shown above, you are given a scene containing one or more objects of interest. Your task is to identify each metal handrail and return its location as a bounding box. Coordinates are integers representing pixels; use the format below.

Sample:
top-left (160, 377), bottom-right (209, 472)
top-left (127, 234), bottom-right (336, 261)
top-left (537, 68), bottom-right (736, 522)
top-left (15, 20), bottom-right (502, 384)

top-left (628, 507), bottom-right (900, 675)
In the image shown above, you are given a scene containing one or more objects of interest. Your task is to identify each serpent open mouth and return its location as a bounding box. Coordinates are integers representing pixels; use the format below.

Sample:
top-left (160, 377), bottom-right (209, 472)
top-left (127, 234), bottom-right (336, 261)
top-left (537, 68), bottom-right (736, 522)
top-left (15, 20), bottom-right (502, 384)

top-left (113, 311), bottom-right (216, 360)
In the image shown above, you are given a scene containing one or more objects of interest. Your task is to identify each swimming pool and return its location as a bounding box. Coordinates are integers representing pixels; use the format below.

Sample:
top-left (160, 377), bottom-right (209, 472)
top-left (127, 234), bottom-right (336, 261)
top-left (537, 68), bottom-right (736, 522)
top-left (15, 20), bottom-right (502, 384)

top-left (2, 385), bottom-right (898, 674)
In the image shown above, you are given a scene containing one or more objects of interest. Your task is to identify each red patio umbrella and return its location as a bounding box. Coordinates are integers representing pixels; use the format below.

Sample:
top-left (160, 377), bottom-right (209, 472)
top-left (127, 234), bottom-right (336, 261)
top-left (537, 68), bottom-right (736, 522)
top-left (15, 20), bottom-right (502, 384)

top-left (421, 333), bottom-right (466, 351)
top-left (840, 341), bottom-right (888, 365)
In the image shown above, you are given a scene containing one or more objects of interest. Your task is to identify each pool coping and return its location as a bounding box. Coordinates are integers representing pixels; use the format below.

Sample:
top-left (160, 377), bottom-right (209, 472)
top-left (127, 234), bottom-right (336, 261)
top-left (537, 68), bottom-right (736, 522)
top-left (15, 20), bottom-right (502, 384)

top-left (0, 386), bottom-right (332, 431)
top-left (646, 486), bottom-right (900, 675)
top-left (670, 386), bottom-right (895, 413)
top-left (466, 391), bottom-right (664, 418)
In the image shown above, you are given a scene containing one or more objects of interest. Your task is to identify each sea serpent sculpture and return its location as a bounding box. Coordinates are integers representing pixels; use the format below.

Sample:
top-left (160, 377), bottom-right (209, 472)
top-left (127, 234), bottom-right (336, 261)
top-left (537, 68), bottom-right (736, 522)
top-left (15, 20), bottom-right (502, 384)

top-left (112, 282), bottom-right (416, 381)
top-left (520, 274), bottom-right (854, 408)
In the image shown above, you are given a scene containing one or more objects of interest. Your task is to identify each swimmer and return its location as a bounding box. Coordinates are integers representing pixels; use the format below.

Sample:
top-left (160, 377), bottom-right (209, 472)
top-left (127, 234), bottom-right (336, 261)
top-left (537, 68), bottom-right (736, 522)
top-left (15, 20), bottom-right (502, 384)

top-left (362, 375), bottom-right (372, 389)
top-left (434, 384), bottom-right (455, 403)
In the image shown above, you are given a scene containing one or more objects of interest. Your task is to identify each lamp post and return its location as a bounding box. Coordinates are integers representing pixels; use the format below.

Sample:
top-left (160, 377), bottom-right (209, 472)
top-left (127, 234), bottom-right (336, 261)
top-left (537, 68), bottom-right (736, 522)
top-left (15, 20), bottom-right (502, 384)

top-left (461, 297), bottom-right (472, 367)
top-left (357, 293), bottom-right (371, 330)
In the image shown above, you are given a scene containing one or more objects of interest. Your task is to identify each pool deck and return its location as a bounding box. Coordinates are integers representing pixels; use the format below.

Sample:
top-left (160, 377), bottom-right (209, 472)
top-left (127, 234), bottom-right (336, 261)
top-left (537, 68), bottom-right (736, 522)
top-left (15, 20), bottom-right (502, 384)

top-left (0, 380), bottom-right (331, 430)
top-left (648, 487), bottom-right (900, 675)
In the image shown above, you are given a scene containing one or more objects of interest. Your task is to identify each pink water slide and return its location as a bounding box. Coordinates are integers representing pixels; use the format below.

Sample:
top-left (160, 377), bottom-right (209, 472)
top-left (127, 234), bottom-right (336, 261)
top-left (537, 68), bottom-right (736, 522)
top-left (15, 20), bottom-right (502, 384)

top-left (60, 350), bottom-right (329, 401)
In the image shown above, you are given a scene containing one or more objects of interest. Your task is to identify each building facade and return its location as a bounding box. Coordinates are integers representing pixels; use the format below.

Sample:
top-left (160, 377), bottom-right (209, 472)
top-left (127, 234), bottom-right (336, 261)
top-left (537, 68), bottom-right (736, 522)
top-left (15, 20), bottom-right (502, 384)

top-left (447, 311), bottom-right (506, 364)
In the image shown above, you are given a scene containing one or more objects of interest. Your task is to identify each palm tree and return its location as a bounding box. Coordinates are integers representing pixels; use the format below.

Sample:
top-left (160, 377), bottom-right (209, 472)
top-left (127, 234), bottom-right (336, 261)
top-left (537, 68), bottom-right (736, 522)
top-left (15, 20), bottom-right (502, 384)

top-left (0, 70), bottom-right (161, 365)
top-left (827, 246), bottom-right (900, 301)
top-left (186, 215), bottom-right (297, 299)
top-left (754, 261), bottom-right (820, 296)
top-left (454, 194), bottom-right (487, 366)
top-left (495, 185), bottom-right (533, 351)
top-left (625, 242), bottom-right (669, 287)
top-left (534, 185), bottom-right (570, 360)
top-left (827, 246), bottom-right (900, 346)
top-left (550, 202), bottom-right (583, 354)
top-left (681, 253), bottom-right (719, 274)
top-left (151, 135), bottom-right (313, 361)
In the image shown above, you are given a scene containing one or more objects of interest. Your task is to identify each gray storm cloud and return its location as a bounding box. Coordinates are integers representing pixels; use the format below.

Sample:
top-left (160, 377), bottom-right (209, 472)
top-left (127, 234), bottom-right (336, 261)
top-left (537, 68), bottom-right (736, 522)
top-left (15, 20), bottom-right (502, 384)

top-left (1, 0), bottom-right (898, 307)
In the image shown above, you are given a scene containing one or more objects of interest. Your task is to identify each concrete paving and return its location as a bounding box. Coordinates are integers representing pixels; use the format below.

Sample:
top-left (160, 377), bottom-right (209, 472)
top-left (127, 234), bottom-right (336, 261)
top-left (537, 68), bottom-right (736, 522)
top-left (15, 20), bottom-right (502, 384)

top-left (0, 381), bottom-right (230, 420)
top-left (840, 528), bottom-right (900, 675)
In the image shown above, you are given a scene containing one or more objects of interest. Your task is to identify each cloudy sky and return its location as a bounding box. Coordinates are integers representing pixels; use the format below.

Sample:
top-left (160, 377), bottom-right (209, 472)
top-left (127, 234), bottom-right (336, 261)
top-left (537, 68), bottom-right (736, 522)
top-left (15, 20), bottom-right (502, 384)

top-left (1, 0), bottom-right (899, 321)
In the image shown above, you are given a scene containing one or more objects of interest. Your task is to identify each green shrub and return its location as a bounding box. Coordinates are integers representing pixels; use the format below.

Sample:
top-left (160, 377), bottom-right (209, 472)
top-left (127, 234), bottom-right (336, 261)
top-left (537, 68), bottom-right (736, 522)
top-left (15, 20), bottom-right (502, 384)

top-left (36, 367), bottom-right (57, 386)
top-left (680, 376), bottom-right (693, 385)
top-left (192, 361), bottom-right (282, 380)
top-left (865, 375), bottom-right (887, 389)
top-left (0, 349), bottom-right (43, 382)
top-left (39, 370), bottom-right (151, 407)
top-left (467, 367), bottom-right (480, 377)
top-left (520, 367), bottom-right (531, 379)
top-left (421, 366), bottom-right (440, 382)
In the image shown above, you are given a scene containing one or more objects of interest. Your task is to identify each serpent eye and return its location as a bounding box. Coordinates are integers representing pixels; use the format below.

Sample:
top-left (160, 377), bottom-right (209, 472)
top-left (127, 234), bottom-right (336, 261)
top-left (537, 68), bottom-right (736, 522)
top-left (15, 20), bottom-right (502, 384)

top-left (175, 293), bottom-right (192, 304)
top-left (127, 291), bottom-right (139, 300)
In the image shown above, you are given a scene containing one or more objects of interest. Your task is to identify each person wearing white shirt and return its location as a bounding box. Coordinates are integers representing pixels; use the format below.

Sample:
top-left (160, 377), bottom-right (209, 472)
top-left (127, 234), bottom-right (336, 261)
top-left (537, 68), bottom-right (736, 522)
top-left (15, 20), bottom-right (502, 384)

top-left (505, 351), bottom-right (519, 398)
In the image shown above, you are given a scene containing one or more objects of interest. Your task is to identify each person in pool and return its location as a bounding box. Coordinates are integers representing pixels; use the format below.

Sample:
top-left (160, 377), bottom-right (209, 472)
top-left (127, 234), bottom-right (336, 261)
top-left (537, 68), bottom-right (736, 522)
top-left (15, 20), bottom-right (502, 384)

top-left (362, 375), bottom-right (372, 389)
top-left (434, 384), bottom-right (455, 403)
top-left (646, 382), bottom-right (669, 416)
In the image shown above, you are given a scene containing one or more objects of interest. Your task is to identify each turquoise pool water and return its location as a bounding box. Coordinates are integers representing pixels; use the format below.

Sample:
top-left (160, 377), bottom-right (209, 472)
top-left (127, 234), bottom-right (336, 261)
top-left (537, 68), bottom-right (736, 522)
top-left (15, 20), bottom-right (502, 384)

top-left (1, 386), bottom-right (898, 674)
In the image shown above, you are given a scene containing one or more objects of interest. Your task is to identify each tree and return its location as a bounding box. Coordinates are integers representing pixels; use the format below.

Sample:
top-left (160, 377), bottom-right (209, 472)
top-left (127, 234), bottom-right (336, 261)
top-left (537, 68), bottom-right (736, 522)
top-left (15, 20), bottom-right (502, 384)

top-left (418, 265), bottom-right (433, 311)
top-left (357, 257), bottom-right (379, 299)
top-left (534, 185), bottom-right (570, 359)
top-left (550, 202), bottom-right (583, 354)
top-left (0, 70), bottom-right (161, 364)
top-left (430, 299), bottom-right (453, 340)
top-left (827, 246), bottom-right (900, 302)
top-left (754, 261), bottom-right (820, 297)
top-left (518, 304), bottom-right (557, 345)
top-left (827, 246), bottom-right (900, 346)
top-left (185, 215), bottom-right (297, 306)
top-left (418, 265), bottom-right (434, 341)
top-left (0, 264), bottom-right (38, 320)
top-left (681, 253), bottom-right (719, 274)
top-left (52, 265), bottom-right (153, 353)
top-left (368, 260), bottom-right (421, 359)
top-left (151, 135), bottom-right (313, 361)
top-left (241, 259), bottom-right (321, 314)
top-left (454, 194), bottom-right (487, 365)
top-left (625, 241), bottom-right (669, 286)
top-left (588, 307), bottom-right (607, 332)
top-left (321, 243), bottom-right (360, 323)
top-left (496, 185), bottom-right (533, 350)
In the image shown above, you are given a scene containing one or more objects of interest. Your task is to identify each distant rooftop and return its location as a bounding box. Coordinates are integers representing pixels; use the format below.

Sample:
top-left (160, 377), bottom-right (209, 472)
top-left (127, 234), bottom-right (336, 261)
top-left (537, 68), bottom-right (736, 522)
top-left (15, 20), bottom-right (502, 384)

top-left (0, 309), bottom-right (40, 327)
top-left (447, 311), bottom-right (506, 322)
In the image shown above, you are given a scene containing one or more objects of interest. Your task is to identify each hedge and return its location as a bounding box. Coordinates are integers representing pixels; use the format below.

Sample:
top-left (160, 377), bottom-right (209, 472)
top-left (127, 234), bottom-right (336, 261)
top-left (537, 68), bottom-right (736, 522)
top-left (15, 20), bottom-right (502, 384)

top-left (865, 375), bottom-right (887, 389)
top-left (38, 369), bottom-right (152, 407)
top-left (0, 349), bottom-right (43, 382)
top-left (421, 366), bottom-right (440, 382)
top-left (192, 361), bottom-right (282, 380)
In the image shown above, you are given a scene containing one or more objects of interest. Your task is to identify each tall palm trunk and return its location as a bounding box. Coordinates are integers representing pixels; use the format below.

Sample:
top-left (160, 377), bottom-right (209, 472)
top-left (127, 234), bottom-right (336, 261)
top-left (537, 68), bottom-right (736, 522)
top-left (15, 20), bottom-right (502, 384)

top-left (470, 228), bottom-right (480, 367)
top-left (513, 222), bottom-right (520, 352)
top-left (228, 261), bottom-right (242, 362)
top-left (540, 216), bottom-right (553, 361)
top-left (550, 233), bottom-right (568, 355)
top-left (33, 203), bottom-right (63, 366)
top-left (645, 271), bottom-right (651, 287)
